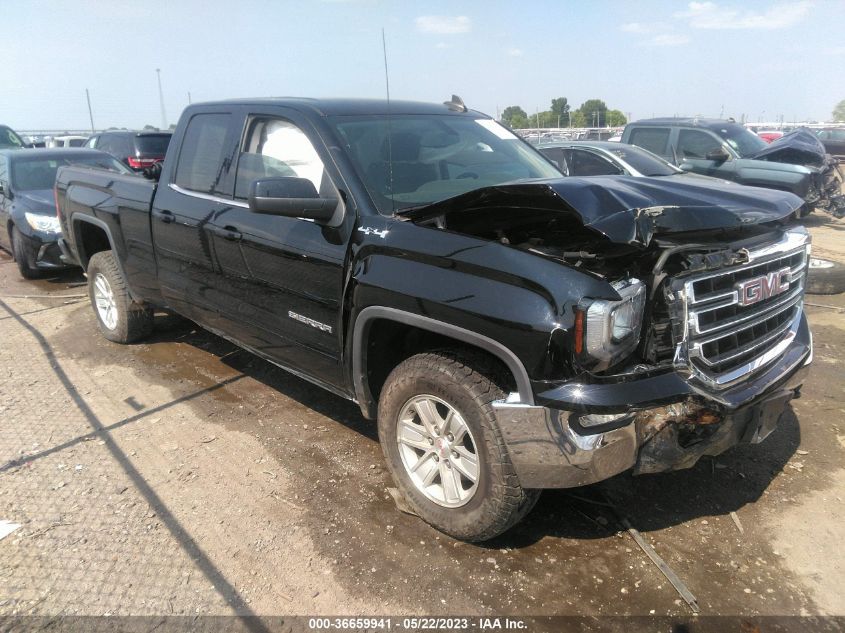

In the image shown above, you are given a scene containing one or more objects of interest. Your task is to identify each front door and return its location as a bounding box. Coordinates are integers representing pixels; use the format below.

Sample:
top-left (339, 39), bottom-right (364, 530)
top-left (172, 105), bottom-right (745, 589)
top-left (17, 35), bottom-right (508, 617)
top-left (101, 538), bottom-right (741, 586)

top-left (677, 128), bottom-right (737, 180)
top-left (204, 109), bottom-right (354, 392)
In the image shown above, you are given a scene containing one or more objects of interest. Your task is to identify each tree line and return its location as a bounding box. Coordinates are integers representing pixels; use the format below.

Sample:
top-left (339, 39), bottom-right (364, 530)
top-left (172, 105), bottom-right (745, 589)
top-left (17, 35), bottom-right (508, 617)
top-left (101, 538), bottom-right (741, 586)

top-left (501, 97), bottom-right (627, 128)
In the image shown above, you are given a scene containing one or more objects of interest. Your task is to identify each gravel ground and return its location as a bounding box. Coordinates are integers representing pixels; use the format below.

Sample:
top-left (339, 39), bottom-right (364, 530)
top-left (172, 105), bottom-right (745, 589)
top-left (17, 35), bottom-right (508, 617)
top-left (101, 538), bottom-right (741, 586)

top-left (0, 214), bottom-right (843, 627)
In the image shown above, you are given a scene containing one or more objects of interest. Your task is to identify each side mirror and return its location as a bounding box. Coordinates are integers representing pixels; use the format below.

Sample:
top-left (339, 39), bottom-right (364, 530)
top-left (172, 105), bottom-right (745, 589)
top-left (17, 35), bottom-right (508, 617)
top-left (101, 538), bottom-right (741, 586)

top-left (143, 162), bottom-right (162, 182)
top-left (705, 148), bottom-right (730, 162)
top-left (248, 177), bottom-right (338, 223)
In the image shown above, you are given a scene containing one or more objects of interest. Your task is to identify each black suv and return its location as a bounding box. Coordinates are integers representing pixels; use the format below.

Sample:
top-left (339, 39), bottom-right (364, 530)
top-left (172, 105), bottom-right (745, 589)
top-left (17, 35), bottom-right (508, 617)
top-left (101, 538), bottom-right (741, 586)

top-left (85, 130), bottom-right (172, 171)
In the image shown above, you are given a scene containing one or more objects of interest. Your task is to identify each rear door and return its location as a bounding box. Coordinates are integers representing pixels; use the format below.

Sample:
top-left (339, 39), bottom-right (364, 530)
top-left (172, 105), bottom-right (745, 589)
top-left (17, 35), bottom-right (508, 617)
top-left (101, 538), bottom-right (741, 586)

top-left (151, 108), bottom-right (239, 324)
top-left (204, 106), bottom-right (353, 391)
top-left (626, 126), bottom-right (672, 162)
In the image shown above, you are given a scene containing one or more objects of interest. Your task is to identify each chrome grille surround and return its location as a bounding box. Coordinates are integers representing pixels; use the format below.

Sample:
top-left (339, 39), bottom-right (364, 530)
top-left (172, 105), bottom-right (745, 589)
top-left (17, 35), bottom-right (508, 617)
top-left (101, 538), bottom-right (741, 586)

top-left (672, 227), bottom-right (811, 390)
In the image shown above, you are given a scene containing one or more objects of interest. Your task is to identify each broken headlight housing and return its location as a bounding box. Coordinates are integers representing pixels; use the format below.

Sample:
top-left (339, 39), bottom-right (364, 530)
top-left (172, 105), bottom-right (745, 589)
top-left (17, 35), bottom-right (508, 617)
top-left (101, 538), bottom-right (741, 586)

top-left (576, 278), bottom-right (646, 372)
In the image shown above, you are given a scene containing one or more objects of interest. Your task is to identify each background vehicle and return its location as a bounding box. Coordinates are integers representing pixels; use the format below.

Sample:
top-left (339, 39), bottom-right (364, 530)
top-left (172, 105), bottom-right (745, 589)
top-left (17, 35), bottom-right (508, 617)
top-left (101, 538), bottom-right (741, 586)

top-left (0, 148), bottom-right (130, 278)
top-left (57, 98), bottom-right (812, 541)
top-left (622, 118), bottom-right (843, 217)
top-left (756, 130), bottom-right (784, 144)
top-left (814, 128), bottom-right (845, 159)
top-left (538, 140), bottom-right (727, 181)
top-left (47, 135), bottom-right (88, 148)
top-left (84, 130), bottom-right (172, 170)
top-left (0, 125), bottom-right (27, 150)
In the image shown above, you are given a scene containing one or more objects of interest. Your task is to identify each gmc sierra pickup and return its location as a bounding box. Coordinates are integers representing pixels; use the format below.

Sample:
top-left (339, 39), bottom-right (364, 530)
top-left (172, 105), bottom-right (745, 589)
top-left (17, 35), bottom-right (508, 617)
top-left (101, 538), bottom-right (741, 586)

top-left (56, 98), bottom-right (813, 541)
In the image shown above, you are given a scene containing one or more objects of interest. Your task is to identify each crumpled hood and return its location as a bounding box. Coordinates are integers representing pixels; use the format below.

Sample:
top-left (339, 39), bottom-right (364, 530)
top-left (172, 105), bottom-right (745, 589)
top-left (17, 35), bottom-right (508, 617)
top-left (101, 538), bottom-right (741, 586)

top-left (749, 127), bottom-right (828, 166)
top-left (15, 189), bottom-right (55, 214)
top-left (403, 175), bottom-right (803, 247)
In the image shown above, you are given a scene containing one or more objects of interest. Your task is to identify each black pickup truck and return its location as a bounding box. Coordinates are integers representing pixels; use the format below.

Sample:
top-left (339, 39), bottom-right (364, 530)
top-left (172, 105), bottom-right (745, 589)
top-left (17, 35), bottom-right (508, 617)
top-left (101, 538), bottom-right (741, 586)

top-left (56, 98), bottom-right (813, 541)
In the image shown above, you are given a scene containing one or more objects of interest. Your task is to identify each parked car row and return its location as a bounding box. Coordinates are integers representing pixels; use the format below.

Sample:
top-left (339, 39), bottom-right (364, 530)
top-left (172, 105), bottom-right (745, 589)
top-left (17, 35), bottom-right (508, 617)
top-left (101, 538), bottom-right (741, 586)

top-left (0, 124), bottom-right (173, 171)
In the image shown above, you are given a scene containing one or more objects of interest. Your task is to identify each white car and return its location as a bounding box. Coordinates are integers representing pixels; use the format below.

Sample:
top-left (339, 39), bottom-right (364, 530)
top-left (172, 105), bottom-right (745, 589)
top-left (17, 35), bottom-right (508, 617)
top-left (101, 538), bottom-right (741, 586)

top-left (46, 135), bottom-right (89, 148)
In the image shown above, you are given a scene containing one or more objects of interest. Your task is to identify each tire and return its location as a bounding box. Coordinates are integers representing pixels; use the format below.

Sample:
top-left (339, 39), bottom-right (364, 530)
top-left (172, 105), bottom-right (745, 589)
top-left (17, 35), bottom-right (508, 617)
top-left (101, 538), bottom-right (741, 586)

top-left (806, 258), bottom-right (845, 295)
top-left (86, 250), bottom-right (154, 343)
top-left (377, 350), bottom-right (540, 542)
top-left (11, 226), bottom-right (41, 279)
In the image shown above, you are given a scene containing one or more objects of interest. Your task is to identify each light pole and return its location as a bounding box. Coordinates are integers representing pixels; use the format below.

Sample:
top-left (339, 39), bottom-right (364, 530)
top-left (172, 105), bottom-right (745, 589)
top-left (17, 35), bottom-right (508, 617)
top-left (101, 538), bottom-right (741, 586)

top-left (85, 88), bottom-right (95, 134)
top-left (156, 68), bottom-right (167, 130)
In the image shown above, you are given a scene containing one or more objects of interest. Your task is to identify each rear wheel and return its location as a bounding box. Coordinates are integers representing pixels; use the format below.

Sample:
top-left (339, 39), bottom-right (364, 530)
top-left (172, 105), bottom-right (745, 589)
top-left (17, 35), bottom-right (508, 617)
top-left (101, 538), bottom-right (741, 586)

top-left (377, 350), bottom-right (540, 541)
top-left (87, 251), bottom-right (154, 343)
top-left (11, 226), bottom-right (40, 279)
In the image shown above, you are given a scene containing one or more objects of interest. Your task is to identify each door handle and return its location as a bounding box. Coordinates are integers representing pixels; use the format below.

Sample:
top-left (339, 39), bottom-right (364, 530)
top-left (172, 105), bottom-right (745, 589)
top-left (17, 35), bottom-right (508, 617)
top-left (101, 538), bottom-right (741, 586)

top-left (212, 225), bottom-right (242, 241)
top-left (157, 210), bottom-right (175, 224)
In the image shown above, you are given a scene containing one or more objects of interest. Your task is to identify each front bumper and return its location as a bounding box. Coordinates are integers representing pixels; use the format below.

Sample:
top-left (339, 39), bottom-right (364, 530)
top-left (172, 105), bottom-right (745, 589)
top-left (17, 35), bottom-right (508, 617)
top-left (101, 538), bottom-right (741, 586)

top-left (34, 240), bottom-right (69, 269)
top-left (495, 312), bottom-right (812, 489)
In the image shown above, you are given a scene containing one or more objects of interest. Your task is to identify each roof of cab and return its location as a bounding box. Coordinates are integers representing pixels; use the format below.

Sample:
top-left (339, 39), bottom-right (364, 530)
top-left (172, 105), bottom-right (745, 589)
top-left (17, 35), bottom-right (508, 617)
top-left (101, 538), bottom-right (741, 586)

top-left (630, 117), bottom-right (741, 129)
top-left (188, 97), bottom-right (488, 118)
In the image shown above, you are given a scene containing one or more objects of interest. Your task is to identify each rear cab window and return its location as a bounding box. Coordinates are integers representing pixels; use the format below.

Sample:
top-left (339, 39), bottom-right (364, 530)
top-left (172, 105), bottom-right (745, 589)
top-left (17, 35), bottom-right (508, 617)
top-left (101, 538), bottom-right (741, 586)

top-left (628, 127), bottom-right (670, 157)
top-left (173, 113), bottom-right (234, 195)
top-left (135, 134), bottom-right (171, 156)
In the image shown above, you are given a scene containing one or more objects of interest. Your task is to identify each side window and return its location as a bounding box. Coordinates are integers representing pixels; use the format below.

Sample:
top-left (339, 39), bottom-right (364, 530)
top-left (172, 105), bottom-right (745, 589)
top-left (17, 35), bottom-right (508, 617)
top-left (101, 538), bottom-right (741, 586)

top-left (84, 136), bottom-right (98, 149)
top-left (0, 157), bottom-right (7, 190)
top-left (569, 149), bottom-right (623, 176)
top-left (97, 134), bottom-right (118, 158)
top-left (678, 129), bottom-right (722, 159)
top-left (174, 113), bottom-right (232, 194)
top-left (116, 136), bottom-right (134, 158)
top-left (539, 147), bottom-right (568, 174)
top-left (235, 117), bottom-right (328, 199)
top-left (628, 127), bottom-right (670, 156)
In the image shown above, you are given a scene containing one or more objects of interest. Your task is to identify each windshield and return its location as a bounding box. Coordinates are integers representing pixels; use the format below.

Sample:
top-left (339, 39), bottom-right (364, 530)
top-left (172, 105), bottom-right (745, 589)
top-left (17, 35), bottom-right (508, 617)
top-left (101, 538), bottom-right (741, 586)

top-left (609, 145), bottom-right (679, 176)
top-left (329, 115), bottom-right (561, 214)
top-left (712, 123), bottom-right (767, 157)
top-left (1, 126), bottom-right (25, 149)
top-left (135, 134), bottom-right (171, 155)
top-left (11, 155), bottom-right (131, 191)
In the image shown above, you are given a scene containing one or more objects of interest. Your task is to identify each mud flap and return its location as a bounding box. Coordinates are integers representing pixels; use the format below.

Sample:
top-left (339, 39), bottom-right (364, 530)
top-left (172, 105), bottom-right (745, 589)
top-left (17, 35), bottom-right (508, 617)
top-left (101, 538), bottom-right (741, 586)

top-left (742, 392), bottom-right (793, 445)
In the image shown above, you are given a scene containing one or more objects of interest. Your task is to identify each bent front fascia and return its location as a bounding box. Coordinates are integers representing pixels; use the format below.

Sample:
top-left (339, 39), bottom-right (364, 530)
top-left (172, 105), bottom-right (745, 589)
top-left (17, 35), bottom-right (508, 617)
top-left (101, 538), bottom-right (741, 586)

top-left (495, 228), bottom-right (814, 489)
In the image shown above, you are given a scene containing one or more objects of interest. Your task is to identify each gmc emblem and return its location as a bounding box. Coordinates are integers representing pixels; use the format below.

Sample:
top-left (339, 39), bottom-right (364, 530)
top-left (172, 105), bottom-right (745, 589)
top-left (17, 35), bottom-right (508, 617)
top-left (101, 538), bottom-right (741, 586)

top-left (736, 267), bottom-right (791, 306)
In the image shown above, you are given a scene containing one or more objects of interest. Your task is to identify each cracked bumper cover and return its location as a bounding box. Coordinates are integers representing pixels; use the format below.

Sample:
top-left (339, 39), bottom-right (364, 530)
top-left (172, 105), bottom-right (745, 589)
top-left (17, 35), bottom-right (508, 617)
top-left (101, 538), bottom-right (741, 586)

top-left (494, 312), bottom-right (812, 489)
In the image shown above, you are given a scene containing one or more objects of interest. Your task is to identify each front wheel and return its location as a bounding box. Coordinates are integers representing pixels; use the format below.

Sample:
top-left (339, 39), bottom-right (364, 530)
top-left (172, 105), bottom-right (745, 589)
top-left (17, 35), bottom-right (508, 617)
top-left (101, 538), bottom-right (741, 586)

top-left (87, 250), bottom-right (154, 343)
top-left (377, 350), bottom-right (539, 541)
top-left (11, 226), bottom-right (40, 279)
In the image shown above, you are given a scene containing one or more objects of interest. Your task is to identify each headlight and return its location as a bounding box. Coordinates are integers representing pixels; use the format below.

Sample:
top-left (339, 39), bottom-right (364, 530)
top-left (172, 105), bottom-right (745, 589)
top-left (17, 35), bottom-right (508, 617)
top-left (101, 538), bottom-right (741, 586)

top-left (25, 212), bottom-right (61, 233)
top-left (576, 278), bottom-right (646, 371)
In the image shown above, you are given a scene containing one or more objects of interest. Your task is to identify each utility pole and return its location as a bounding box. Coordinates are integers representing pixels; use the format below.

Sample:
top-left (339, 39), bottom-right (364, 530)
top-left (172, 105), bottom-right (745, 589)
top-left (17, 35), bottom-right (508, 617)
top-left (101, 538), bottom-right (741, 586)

top-left (187, 91), bottom-right (192, 105)
top-left (156, 68), bottom-right (167, 130)
top-left (85, 89), bottom-right (95, 134)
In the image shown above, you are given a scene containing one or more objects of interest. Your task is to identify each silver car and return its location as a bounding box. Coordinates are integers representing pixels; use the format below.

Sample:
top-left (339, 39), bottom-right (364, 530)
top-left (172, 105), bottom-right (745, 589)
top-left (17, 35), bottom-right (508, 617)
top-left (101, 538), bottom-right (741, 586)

top-left (538, 140), bottom-right (726, 181)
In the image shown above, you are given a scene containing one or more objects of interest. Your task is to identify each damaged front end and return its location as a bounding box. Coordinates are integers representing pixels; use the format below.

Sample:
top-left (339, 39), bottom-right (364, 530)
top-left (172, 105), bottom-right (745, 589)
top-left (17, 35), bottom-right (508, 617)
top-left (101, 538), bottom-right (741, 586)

top-left (750, 127), bottom-right (845, 218)
top-left (405, 177), bottom-right (813, 487)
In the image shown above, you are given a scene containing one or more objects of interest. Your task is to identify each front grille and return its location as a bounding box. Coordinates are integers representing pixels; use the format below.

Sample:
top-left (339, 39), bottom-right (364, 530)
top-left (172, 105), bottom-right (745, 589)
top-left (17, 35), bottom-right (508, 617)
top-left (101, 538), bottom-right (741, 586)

top-left (677, 230), bottom-right (809, 388)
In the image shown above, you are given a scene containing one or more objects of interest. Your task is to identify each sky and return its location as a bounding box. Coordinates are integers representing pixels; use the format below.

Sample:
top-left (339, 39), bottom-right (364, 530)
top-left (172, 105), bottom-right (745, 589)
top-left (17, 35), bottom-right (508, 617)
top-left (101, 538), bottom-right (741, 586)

top-left (2, 0), bottom-right (843, 131)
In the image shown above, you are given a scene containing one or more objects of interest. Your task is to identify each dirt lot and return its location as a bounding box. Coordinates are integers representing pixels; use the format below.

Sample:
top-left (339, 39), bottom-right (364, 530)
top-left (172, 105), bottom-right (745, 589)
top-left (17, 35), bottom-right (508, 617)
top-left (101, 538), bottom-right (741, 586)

top-left (0, 214), bottom-right (844, 627)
